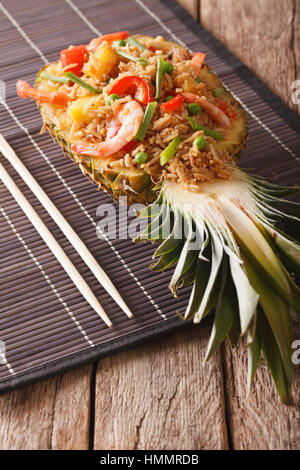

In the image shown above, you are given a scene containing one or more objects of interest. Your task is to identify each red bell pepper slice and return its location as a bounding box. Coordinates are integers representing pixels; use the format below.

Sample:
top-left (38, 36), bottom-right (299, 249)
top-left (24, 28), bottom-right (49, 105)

top-left (16, 80), bottom-right (69, 106)
top-left (161, 95), bottom-right (183, 113)
top-left (87, 31), bottom-right (129, 51)
top-left (121, 140), bottom-right (139, 153)
top-left (215, 98), bottom-right (237, 119)
top-left (109, 76), bottom-right (151, 106)
top-left (60, 45), bottom-right (87, 77)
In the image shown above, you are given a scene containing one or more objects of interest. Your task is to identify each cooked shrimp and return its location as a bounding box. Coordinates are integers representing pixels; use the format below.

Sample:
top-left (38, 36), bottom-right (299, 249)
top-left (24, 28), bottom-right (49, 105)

top-left (106, 117), bottom-right (121, 139)
top-left (16, 80), bottom-right (70, 106)
top-left (72, 100), bottom-right (144, 158)
top-left (87, 31), bottom-right (129, 51)
top-left (181, 92), bottom-right (231, 128)
top-left (191, 52), bottom-right (206, 70)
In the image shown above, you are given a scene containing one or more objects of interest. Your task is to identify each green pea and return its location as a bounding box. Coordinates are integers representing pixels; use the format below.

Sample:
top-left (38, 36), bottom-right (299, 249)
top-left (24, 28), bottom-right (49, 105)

top-left (135, 151), bottom-right (148, 164)
top-left (193, 136), bottom-right (206, 150)
top-left (213, 87), bottom-right (225, 97)
top-left (164, 95), bottom-right (174, 102)
top-left (188, 102), bottom-right (201, 115)
top-left (108, 94), bottom-right (120, 105)
top-left (114, 39), bottom-right (127, 47)
top-left (163, 61), bottom-right (173, 74)
top-left (195, 77), bottom-right (202, 84)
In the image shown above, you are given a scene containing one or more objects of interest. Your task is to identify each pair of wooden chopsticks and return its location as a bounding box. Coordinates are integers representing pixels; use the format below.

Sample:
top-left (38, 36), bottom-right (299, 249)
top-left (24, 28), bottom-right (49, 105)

top-left (0, 133), bottom-right (133, 327)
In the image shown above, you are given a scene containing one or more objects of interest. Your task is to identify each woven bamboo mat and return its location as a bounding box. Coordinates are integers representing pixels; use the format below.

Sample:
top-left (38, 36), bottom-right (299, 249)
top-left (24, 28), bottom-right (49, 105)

top-left (0, 0), bottom-right (299, 393)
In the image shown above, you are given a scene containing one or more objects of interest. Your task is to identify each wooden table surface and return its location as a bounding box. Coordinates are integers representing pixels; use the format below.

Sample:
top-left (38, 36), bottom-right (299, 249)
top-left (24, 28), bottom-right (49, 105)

top-left (0, 0), bottom-right (299, 450)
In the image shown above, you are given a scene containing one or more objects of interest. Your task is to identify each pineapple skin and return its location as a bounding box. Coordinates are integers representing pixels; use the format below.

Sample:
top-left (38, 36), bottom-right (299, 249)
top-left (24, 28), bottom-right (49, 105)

top-left (45, 122), bottom-right (157, 205)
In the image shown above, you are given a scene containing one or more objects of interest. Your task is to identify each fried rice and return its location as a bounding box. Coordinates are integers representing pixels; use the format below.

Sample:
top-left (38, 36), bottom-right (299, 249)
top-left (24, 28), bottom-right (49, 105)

top-left (35, 35), bottom-right (238, 190)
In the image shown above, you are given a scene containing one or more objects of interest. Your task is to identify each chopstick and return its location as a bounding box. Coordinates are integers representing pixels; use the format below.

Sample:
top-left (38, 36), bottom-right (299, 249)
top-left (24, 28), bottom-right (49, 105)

top-left (0, 159), bottom-right (113, 327)
top-left (0, 134), bottom-right (133, 320)
top-left (0, 133), bottom-right (133, 324)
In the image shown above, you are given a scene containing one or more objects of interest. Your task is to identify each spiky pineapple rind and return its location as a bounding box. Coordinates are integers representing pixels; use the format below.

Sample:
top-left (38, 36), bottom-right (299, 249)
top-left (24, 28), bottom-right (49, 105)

top-left (45, 123), bottom-right (157, 204)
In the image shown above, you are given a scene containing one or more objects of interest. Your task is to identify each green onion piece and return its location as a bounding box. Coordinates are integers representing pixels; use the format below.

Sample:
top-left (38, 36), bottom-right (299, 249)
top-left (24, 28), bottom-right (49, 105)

top-left (163, 61), bottom-right (173, 74)
top-left (155, 56), bottom-right (164, 101)
top-left (135, 151), bottom-right (148, 164)
top-left (193, 136), bottom-right (206, 150)
top-left (188, 102), bottom-right (201, 115)
top-left (135, 101), bottom-right (158, 141)
top-left (187, 117), bottom-right (224, 140)
top-left (164, 96), bottom-right (174, 102)
top-left (128, 37), bottom-right (150, 52)
top-left (40, 72), bottom-right (71, 84)
top-left (108, 93), bottom-right (120, 105)
top-left (160, 135), bottom-right (182, 166)
top-left (116, 50), bottom-right (148, 66)
top-left (64, 72), bottom-right (102, 94)
top-left (213, 87), bottom-right (225, 97)
top-left (113, 39), bottom-right (127, 47)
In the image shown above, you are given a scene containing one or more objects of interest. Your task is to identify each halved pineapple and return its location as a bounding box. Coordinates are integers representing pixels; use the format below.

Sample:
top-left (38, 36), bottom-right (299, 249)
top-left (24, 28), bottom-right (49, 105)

top-left (31, 34), bottom-right (300, 403)
top-left (37, 36), bottom-right (248, 204)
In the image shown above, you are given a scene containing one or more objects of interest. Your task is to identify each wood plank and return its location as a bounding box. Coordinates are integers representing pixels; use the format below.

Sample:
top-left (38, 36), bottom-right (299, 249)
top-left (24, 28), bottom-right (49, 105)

top-left (175, 0), bottom-right (198, 20)
top-left (0, 366), bottom-right (91, 450)
top-left (295, 0), bottom-right (300, 99)
top-left (94, 323), bottom-right (228, 450)
top-left (222, 325), bottom-right (300, 450)
top-left (200, 0), bottom-right (300, 115)
top-left (50, 365), bottom-right (92, 450)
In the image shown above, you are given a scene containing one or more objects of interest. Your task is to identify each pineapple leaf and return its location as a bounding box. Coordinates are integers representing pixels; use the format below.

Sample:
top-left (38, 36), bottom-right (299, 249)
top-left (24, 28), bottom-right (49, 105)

top-left (205, 258), bottom-right (238, 360)
top-left (262, 224), bottom-right (300, 276)
top-left (285, 268), bottom-right (300, 316)
top-left (178, 261), bottom-right (197, 289)
top-left (173, 257), bottom-right (199, 296)
top-left (150, 243), bottom-right (182, 271)
top-left (220, 194), bottom-right (291, 300)
top-left (169, 214), bottom-right (201, 293)
top-left (253, 224), bottom-right (300, 311)
top-left (194, 227), bottom-right (223, 324)
top-left (137, 192), bottom-right (163, 218)
top-left (229, 255), bottom-right (259, 334)
top-left (255, 198), bottom-right (300, 240)
top-left (154, 208), bottom-right (182, 256)
top-left (184, 250), bottom-right (211, 321)
top-left (247, 324), bottom-right (261, 394)
top-left (227, 311), bottom-right (241, 347)
top-left (139, 203), bottom-right (170, 240)
top-left (256, 193), bottom-right (300, 220)
top-left (251, 178), bottom-right (300, 197)
top-left (257, 307), bottom-right (292, 404)
top-left (242, 256), bottom-right (293, 386)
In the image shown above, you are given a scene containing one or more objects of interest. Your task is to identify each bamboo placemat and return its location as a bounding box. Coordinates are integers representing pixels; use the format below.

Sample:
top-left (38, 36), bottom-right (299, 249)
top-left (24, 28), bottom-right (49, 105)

top-left (0, 0), bottom-right (299, 393)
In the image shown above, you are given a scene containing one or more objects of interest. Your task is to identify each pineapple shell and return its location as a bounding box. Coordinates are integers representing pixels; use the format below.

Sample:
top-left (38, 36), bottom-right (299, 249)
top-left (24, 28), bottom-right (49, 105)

top-left (32, 35), bottom-right (300, 404)
top-left (37, 36), bottom-right (248, 205)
